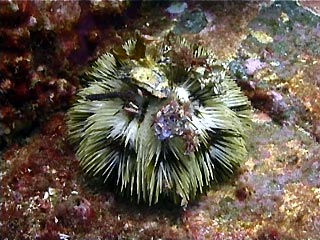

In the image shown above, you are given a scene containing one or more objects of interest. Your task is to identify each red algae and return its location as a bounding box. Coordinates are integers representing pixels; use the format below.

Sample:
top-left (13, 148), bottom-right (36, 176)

top-left (0, 0), bottom-right (129, 147)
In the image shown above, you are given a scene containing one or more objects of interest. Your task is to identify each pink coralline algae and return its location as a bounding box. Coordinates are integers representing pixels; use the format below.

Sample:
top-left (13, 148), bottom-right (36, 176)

top-left (244, 58), bottom-right (267, 75)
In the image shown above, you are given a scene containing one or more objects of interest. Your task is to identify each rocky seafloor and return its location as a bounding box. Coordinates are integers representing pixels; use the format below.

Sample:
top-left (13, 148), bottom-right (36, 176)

top-left (0, 1), bottom-right (319, 239)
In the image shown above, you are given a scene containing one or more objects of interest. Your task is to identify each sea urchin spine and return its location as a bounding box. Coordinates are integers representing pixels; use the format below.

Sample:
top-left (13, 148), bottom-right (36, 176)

top-left (67, 33), bottom-right (251, 205)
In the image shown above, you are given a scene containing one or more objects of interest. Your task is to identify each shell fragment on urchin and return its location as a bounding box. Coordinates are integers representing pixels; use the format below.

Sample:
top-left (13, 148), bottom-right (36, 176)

top-left (67, 33), bottom-right (251, 206)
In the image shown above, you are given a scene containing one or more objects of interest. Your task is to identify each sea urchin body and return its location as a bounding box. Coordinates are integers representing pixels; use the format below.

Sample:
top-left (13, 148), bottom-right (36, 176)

top-left (67, 33), bottom-right (251, 205)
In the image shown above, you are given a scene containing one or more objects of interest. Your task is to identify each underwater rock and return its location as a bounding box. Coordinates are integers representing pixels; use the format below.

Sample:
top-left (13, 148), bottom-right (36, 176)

top-left (173, 9), bottom-right (208, 34)
top-left (166, 2), bottom-right (188, 15)
top-left (0, 0), bottom-right (130, 148)
top-left (67, 33), bottom-right (251, 205)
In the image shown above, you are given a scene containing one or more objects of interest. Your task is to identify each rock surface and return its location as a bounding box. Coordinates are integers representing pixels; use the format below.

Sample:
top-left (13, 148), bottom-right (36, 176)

top-left (1, 1), bottom-right (319, 239)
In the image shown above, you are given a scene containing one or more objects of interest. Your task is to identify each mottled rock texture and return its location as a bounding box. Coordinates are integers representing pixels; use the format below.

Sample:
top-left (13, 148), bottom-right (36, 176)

top-left (1, 1), bottom-right (319, 239)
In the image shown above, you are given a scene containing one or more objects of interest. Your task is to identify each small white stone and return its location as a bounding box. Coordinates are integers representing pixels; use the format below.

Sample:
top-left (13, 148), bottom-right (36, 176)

top-left (48, 187), bottom-right (56, 196)
top-left (43, 191), bottom-right (49, 200)
top-left (175, 87), bottom-right (190, 103)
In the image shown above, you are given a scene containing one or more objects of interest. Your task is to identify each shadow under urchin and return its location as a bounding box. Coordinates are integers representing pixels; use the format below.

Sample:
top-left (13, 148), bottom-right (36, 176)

top-left (67, 32), bottom-right (251, 206)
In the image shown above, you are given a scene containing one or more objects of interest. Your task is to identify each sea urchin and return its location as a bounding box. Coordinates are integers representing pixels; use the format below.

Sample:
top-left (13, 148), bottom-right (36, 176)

top-left (67, 33), bottom-right (251, 205)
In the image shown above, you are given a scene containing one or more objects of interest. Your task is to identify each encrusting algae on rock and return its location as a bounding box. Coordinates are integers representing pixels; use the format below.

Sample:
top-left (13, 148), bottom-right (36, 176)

top-left (67, 32), bottom-right (251, 206)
